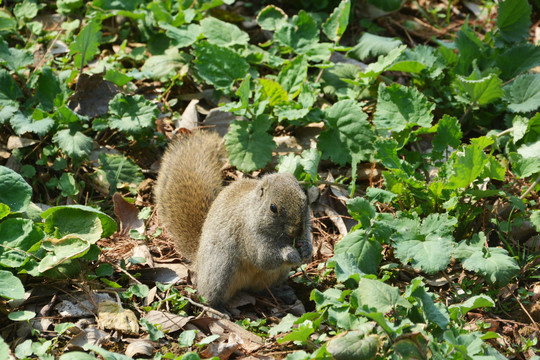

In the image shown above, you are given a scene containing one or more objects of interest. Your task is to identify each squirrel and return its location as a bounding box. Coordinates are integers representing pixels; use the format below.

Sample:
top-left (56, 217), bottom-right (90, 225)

top-left (154, 131), bottom-right (313, 311)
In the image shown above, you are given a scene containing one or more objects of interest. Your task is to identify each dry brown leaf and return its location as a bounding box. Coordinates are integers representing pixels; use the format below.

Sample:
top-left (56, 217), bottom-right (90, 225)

top-left (113, 192), bottom-right (145, 237)
top-left (97, 301), bottom-right (139, 335)
top-left (200, 334), bottom-right (240, 360)
top-left (68, 73), bottom-right (119, 118)
top-left (144, 310), bottom-right (192, 333)
top-left (67, 325), bottom-right (108, 350)
top-left (176, 99), bottom-right (199, 130)
top-left (125, 339), bottom-right (155, 358)
top-left (7, 136), bottom-right (38, 150)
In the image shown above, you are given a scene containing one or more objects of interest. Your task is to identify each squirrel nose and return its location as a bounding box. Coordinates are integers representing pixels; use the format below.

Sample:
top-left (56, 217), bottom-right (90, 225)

top-left (287, 225), bottom-right (303, 241)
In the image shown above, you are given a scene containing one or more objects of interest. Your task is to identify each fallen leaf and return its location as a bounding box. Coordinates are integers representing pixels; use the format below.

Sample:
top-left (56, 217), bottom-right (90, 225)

top-left (144, 310), bottom-right (192, 333)
top-left (113, 192), bottom-right (144, 237)
top-left (125, 340), bottom-right (155, 358)
top-left (97, 301), bottom-right (139, 335)
top-left (68, 73), bottom-right (119, 118)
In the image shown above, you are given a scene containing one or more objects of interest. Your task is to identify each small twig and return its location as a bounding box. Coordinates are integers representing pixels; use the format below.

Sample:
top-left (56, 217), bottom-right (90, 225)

top-left (511, 294), bottom-right (540, 331)
top-left (520, 174), bottom-right (540, 200)
top-left (184, 296), bottom-right (229, 319)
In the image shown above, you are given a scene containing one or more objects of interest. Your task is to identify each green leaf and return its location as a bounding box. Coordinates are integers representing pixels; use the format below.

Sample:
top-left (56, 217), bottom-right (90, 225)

top-left (35, 66), bottom-right (62, 112)
top-left (327, 330), bottom-right (380, 360)
top-left (277, 321), bottom-right (314, 344)
top-left (162, 23), bottom-right (201, 48)
top-left (59, 352), bottom-right (97, 360)
top-left (0, 69), bottom-right (22, 105)
top-left (511, 155), bottom-right (540, 178)
top-left (257, 5), bottom-right (287, 31)
top-left (41, 205), bottom-right (117, 238)
top-left (8, 310), bottom-right (35, 321)
top-left (322, 0), bottom-right (351, 43)
top-left (259, 78), bottom-right (289, 107)
top-left (225, 115), bottom-right (276, 172)
top-left (140, 318), bottom-right (165, 341)
top-left (277, 55), bottom-right (308, 97)
top-left (103, 69), bottom-right (132, 87)
top-left (360, 45), bottom-right (406, 78)
top-left (455, 73), bottom-right (503, 106)
top-left (0, 166), bottom-right (32, 213)
top-left (0, 218), bottom-right (45, 268)
top-left (318, 99), bottom-right (375, 166)
top-left (462, 248), bottom-right (520, 286)
top-left (374, 138), bottom-right (402, 170)
top-left (373, 83), bottom-right (434, 132)
top-left (0, 204), bottom-right (9, 220)
top-left (274, 11), bottom-right (318, 54)
top-left (0, 336), bottom-right (10, 360)
top-left (108, 94), bottom-right (159, 134)
top-left (269, 313), bottom-right (298, 336)
top-left (0, 270), bottom-right (25, 300)
top-left (346, 198), bottom-right (376, 228)
top-left (200, 17), bottom-right (249, 46)
top-left (333, 230), bottom-right (382, 276)
top-left (38, 237), bottom-right (90, 273)
top-left (504, 74), bottom-right (540, 113)
top-left (366, 187), bottom-right (397, 204)
top-left (395, 237), bottom-right (453, 274)
top-left (347, 33), bottom-right (402, 61)
top-left (409, 282), bottom-right (450, 329)
top-left (496, 44), bottom-right (540, 80)
top-left (98, 153), bottom-right (145, 191)
top-left (432, 115), bottom-right (462, 158)
top-left (57, 0), bottom-right (83, 14)
top-left (14, 0), bottom-right (39, 19)
top-left (142, 47), bottom-right (192, 81)
top-left (53, 128), bottom-right (93, 158)
top-left (446, 144), bottom-right (488, 189)
top-left (497, 0), bottom-right (532, 43)
top-left (449, 295), bottom-right (495, 317)
top-left (353, 278), bottom-right (411, 313)
top-left (44, 208), bottom-right (103, 243)
top-left (0, 39), bottom-right (34, 71)
top-left (193, 41), bottom-right (249, 91)
top-left (69, 20), bottom-right (102, 69)
top-left (10, 111), bottom-right (54, 136)
top-left (178, 330), bottom-right (198, 347)
top-left (531, 210), bottom-right (540, 232)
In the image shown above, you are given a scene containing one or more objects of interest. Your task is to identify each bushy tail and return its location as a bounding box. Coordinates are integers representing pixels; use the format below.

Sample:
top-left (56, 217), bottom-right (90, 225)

top-left (154, 131), bottom-right (225, 261)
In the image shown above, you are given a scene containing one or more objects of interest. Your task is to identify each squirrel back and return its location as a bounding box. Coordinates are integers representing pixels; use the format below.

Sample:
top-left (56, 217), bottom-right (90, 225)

top-left (154, 131), bottom-right (225, 261)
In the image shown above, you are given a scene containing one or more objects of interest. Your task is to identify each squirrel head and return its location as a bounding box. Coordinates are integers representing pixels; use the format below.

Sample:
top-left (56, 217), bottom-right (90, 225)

top-left (254, 173), bottom-right (311, 265)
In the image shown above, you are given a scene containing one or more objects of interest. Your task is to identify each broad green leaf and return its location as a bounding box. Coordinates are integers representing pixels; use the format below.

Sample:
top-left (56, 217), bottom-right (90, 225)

top-left (53, 128), bottom-right (93, 158)
top-left (322, 0), bottom-right (351, 43)
top-left (14, 0), bottom-right (39, 19)
top-left (0, 69), bottom-right (22, 105)
top-left (387, 60), bottom-right (427, 74)
top-left (0, 336), bottom-right (10, 360)
top-left (432, 115), bottom-right (462, 158)
top-left (69, 20), bottom-right (102, 69)
top-left (518, 141), bottom-right (540, 159)
top-left (327, 330), bottom-right (380, 360)
top-left (398, 45), bottom-right (445, 78)
top-left (446, 145), bottom-right (488, 189)
top-left (504, 74), bottom-right (540, 113)
top-left (373, 83), bottom-right (434, 132)
top-left (41, 205), bottom-right (117, 238)
top-left (194, 41), bottom-right (249, 91)
top-left (419, 213), bottom-right (457, 240)
top-left (142, 48), bottom-right (192, 81)
top-left (347, 33), bottom-right (402, 61)
top-left (274, 11), bottom-right (318, 54)
top-left (462, 248), bottom-right (519, 286)
top-left (59, 352), bottom-right (98, 360)
top-left (35, 66), bottom-right (62, 112)
top-left (346, 198), bottom-right (376, 229)
top-left (366, 187), bottom-right (397, 204)
top-left (269, 314), bottom-right (298, 336)
top-left (57, 0), bottom-right (83, 14)
top-left (497, 0), bottom-right (532, 43)
top-left (328, 306), bottom-right (366, 330)
top-left (103, 69), bottom-right (132, 87)
top-left (108, 94), bottom-right (159, 134)
top-left (10, 112), bottom-right (54, 136)
top-left (298, 148), bottom-right (321, 181)
top-left (394, 238), bottom-right (453, 274)
top-left (394, 334), bottom-right (430, 359)
top-left (161, 23), bottom-right (201, 48)
top-left (333, 230), bottom-right (382, 276)
top-left (0, 11), bottom-right (17, 34)
top-left (311, 288), bottom-right (345, 311)
top-left (455, 23), bottom-right (488, 76)
top-left (8, 310), bottom-right (35, 321)
top-left (481, 156), bottom-right (506, 181)
top-left (257, 5), bottom-right (287, 31)
top-left (353, 278), bottom-right (411, 313)
top-left (360, 45), bottom-right (406, 78)
top-left (277, 55), bottom-right (308, 97)
top-left (44, 208), bottom-right (103, 243)
top-left (455, 73), bottom-right (503, 105)
top-left (0, 39), bottom-right (34, 71)
top-left (329, 252), bottom-right (362, 283)
top-left (318, 99), bottom-right (375, 166)
top-left (0, 270), bottom-right (24, 299)
top-left (0, 204), bottom-right (9, 220)
top-left (374, 138), bottom-right (401, 170)
top-left (200, 17), bottom-right (249, 46)
top-left (321, 63), bottom-right (361, 99)
top-left (511, 155), bottom-right (540, 178)
top-left (496, 44), bottom-right (540, 80)
top-left (449, 295), bottom-right (495, 317)
top-left (259, 78), bottom-right (289, 107)
top-left (0, 218), bottom-right (45, 268)
top-left (38, 237), bottom-right (91, 272)
top-left (225, 116), bottom-right (275, 172)
top-left (410, 284), bottom-right (450, 329)
top-left (98, 153), bottom-right (145, 190)
top-left (276, 321), bottom-right (314, 344)
top-left (0, 166), bottom-right (32, 213)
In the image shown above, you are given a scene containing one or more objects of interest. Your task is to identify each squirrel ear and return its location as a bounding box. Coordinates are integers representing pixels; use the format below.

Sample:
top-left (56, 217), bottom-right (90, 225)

top-left (259, 177), bottom-right (270, 198)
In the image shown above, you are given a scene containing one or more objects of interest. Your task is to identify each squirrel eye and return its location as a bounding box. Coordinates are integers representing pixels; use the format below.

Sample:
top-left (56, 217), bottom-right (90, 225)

top-left (270, 203), bottom-right (278, 213)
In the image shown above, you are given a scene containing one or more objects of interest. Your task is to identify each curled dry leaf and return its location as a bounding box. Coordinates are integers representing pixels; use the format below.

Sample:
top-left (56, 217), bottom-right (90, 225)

top-left (97, 301), bottom-right (139, 335)
top-left (132, 244), bottom-right (154, 268)
top-left (176, 99), bottom-right (199, 130)
top-left (68, 73), bottom-right (120, 118)
top-left (200, 333), bottom-right (239, 360)
top-left (113, 192), bottom-right (145, 237)
top-left (67, 325), bottom-right (108, 350)
top-left (7, 136), bottom-right (38, 150)
top-left (56, 293), bottom-right (115, 317)
top-left (144, 310), bottom-right (192, 333)
top-left (125, 340), bottom-right (155, 358)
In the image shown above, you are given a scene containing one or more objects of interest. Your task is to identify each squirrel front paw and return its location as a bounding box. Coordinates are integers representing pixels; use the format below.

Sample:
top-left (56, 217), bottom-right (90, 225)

top-left (281, 246), bottom-right (302, 265)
